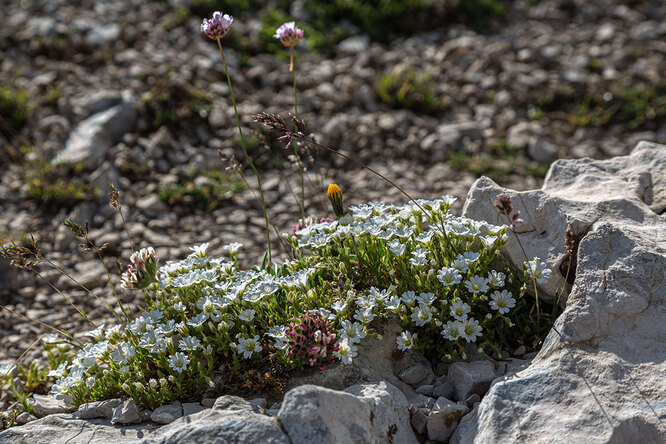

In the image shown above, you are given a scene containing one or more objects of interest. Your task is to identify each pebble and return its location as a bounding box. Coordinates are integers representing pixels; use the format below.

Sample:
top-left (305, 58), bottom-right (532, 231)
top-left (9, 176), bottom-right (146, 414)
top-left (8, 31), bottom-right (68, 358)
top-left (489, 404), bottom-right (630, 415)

top-left (448, 360), bottom-right (497, 401)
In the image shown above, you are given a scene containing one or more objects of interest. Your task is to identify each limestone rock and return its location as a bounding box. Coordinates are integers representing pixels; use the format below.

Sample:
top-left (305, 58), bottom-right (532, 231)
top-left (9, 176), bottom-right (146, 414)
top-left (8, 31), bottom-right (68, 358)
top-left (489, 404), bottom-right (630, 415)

top-left (278, 382), bottom-right (418, 444)
top-left (448, 360), bottom-right (496, 401)
top-left (112, 399), bottom-right (142, 425)
top-left (427, 403), bottom-right (470, 442)
top-left (78, 398), bottom-right (124, 419)
top-left (53, 92), bottom-right (138, 169)
top-left (136, 396), bottom-right (288, 444)
top-left (453, 141), bottom-right (666, 443)
top-left (0, 413), bottom-right (157, 443)
top-left (150, 401), bottom-right (182, 425)
top-left (31, 393), bottom-right (75, 417)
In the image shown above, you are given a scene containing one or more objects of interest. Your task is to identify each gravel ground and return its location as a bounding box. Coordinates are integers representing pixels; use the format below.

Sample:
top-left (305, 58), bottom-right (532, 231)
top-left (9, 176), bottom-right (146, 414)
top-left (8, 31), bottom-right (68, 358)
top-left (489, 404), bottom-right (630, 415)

top-left (1, 0), bottom-right (665, 402)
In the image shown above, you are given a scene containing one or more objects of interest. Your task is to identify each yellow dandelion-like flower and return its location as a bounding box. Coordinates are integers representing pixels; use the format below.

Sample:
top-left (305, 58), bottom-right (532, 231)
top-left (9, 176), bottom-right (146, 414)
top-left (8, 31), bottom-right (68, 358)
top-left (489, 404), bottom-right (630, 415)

top-left (327, 184), bottom-right (344, 218)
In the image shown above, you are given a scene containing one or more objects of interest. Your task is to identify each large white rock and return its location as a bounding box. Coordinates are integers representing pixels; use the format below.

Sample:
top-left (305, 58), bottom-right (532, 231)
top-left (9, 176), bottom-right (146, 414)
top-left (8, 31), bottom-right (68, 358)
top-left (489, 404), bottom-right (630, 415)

top-left (453, 141), bottom-right (666, 443)
top-left (278, 382), bottom-right (418, 444)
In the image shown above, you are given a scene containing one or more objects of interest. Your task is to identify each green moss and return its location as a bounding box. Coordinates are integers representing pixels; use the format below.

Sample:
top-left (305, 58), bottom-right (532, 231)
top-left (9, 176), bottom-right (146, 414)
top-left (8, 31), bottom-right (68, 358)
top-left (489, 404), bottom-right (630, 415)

top-left (158, 169), bottom-right (245, 211)
top-left (0, 87), bottom-right (30, 138)
top-left (377, 69), bottom-right (447, 114)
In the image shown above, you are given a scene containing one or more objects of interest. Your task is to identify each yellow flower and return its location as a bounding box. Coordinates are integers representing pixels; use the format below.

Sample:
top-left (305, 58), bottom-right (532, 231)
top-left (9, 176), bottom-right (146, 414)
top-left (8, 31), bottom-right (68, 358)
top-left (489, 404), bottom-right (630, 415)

top-left (327, 184), bottom-right (344, 218)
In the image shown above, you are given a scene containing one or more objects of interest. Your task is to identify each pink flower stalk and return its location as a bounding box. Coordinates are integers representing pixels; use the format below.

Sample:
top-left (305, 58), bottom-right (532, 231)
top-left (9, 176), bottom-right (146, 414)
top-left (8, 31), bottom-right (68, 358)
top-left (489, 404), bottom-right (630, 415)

top-left (273, 22), bottom-right (304, 47)
top-left (201, 11), bottom-right (233, 40)
top-left (285, 312), bottom-right (339, 370)
top-left (121, 247), bottom-right (157, 289)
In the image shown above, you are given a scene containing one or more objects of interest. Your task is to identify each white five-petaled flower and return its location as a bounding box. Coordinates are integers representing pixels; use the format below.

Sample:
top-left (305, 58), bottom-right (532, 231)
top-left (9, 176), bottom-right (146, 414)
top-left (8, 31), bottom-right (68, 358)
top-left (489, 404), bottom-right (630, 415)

top-left (526, 257), bottom-right (552, 284)
top-left (354, 308), bottom-right (376, 324)
top-left (489, 290), bottom-right (516, 314)
top-left (179, 336), bottom-right (202, 352)
top-left (224, 242), bottom-right (243, 256)
top-left (385, 295), bottom-right (402, 312)
top-left (339, 320), bottom-right (366, 344)
top-left (480, 235), bottom-right (498, 248)
top-left (238, 309), bottom-right (256, 322)
top-left (450, 299), bottom-right (471, 321)
top-left (237, 335), bottom-right (262, 359)
top-left (401, 291), bottom-right (417, 305)
top-left (334, 339), bottom-right (357, 365)
top-left (411, 303), bottom-right (433, 326)
top-left (396, 331), bottom-right (416, 351)
top-left (190, 243), bottom-right (210, 257)
top-left (465, 275), bottom-right (489, 294)
top-left (168, 352), bottom-right (190, 373)
top-left (487, 270), bottom-right (506, 288)
top-left (331, 300), bottom-right (347, 313)
top-left (437, 267), bottom-right (462, 286)
top-left (450, 258), bottom-right (469, 273)
top-left (388, 240), bottom-right (406, 256)
top-left (441, 320), bottom-right (464, 341)
top-left (417, 292), bottom-right (436, 306)
top-left (461, 318), bottom-right (483, 343)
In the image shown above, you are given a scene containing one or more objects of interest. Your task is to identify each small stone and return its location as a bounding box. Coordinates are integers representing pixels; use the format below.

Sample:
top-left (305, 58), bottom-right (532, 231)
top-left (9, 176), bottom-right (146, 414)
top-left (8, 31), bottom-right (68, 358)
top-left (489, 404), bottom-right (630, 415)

top-left (248, 398), bottom-right (267, 412)
top-left (77, 398), bottom-right (123, 419)
top-left (151, 401), bottom-right (183, 424)
top-left (448, 360), bottom-right (496, 401)
top-left (182, 402), bottom-right (205, 417)
top-left (15, 412), bottom-right (37, 425)
top-left (514, 345), bottom-right (527, 356)
top-left (398, 364), bottom-right (429, 385)
top-left (434, 397), bottom-right (457, 410)
top-left (464, 394), bottom-right (481, 408)
top-left (31, 394), bottom-right (75, 417)
top-left (410, 409), bottom-right (429, 434)
top-left (433, 381), bottom-right (455, 399)
top-left (136, 195), bottom-right (168, 213)
top-left (427, 404), bottom-right (470, 441)
top-left (111, 399), bottom-right (141, 424)
top-left (338, 35), bottom-right (370, 54)
top-left (201, 398), bottom-right (216, 408)
top-left (415, 384), bottom-right (434, 397)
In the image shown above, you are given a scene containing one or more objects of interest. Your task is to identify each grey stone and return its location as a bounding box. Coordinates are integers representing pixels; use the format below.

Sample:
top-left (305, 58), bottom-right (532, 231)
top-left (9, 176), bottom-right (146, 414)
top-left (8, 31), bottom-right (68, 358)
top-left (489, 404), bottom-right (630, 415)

top-left (30, 394), bottom-right (75, 417)
top-left (415, 384), bottom-right (434, 396)
top-left (448, 360), bottom-right (496, 401)
top-left (136, 195), bottom-right (168, 213)
top-left (0, 413), bottom-right (157, 443)
top-left (410, 409), bottom-right (429, 434)
top-left (433, 380), bottom-right (455, 399)
top-left (278, 382), bottom-right (418, 444)
top-left (454, 142), bottom-right (666, 443)
top-left (398, 363), bottom-right (430, 386)
top-left (14, 412), bottom-right (37, 425)
top-left (86, 23), bottom-right (120, 45)
top-left (150, 401), bottom-right (182, 424)
top-left (53, 92), bottom-right (138, 169)
top-left (465, 394), bottom-right (481, 408)
top-left (182, 402), bottom-right (205, 417)
top-left (78, 399), bottom-right (124, 419)
top-left (136, 396), bottom-right (288, 444)
top-left (248, 397), bottom-right (267, 412)
top-left (338, 35), bottom-right (370, 54)
top-left (112, 399), bottom-right (142, 425)
top-left (427, 403), bottom-right (470, 442)
top-left (528, 138), bottom-right (558, 163)
top-left (71, 90), bottom-right (123, 116)
top-left (434, 396), bottom-right (457, 410)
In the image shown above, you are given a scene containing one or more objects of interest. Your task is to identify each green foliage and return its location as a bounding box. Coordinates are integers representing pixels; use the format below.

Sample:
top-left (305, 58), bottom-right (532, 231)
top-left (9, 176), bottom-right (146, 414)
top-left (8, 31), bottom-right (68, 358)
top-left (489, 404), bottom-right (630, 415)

top-left (377, 69), bottom-right (447, 114)
top-left (0, 86), bottom-right (30, 138)
top-left (456, 0), bottom-right (506, 30)
top-left (22, 155), bottom-right (99, 207)
top-left (450, 140), bottom-right (552, 179)
top-left (140, 76), bottom-right (211, 130)
top-left (158, 170), bottom-right (246, 211)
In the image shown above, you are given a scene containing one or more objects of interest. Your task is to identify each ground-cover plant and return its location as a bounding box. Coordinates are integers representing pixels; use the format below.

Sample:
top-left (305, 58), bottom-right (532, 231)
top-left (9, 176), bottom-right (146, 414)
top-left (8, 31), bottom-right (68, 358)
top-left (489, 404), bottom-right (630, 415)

top-left (158, 169), bottom-right (246, 211)
top-left (377, 68), bottom-right (448, 114)
top-left (0, 86), bottom-right (30, 142)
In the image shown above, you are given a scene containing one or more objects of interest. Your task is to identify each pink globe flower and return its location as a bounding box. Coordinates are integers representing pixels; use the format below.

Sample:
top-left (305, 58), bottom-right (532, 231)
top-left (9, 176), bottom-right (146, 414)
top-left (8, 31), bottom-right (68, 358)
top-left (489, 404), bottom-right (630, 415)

top-left (273, 22), bottom-right (304, 47)
top-left (201, 11), bottom-right (233, 40)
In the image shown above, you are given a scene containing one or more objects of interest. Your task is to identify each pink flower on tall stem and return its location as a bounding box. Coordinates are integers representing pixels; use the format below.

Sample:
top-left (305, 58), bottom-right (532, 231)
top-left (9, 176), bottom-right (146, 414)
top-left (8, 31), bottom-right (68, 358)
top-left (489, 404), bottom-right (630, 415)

top-left (201, 11), bottom-right (233, 40)
top-left (274, 21), bottom-right (304, 72)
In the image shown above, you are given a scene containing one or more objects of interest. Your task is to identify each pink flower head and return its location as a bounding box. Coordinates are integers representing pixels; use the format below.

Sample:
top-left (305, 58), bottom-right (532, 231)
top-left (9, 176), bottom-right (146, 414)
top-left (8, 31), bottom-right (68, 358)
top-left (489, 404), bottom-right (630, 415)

top-left (274, 22), bottom-right (304, 47)
top-left (201, 12), bottom-right (233, 40)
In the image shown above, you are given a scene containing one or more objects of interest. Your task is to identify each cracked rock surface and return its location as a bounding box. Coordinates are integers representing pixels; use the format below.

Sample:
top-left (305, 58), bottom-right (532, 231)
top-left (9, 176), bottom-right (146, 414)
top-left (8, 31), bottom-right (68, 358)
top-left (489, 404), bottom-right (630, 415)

top-left (455, 141), bottom-right (666, 443)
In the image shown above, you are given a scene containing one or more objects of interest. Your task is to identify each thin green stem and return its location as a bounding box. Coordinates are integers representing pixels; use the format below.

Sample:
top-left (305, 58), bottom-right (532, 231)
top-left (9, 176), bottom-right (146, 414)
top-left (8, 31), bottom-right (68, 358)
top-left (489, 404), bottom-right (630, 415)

top-left (292, 49), bottom-right (306, 221)
top-left (216, 38), bottom-right (272, 264)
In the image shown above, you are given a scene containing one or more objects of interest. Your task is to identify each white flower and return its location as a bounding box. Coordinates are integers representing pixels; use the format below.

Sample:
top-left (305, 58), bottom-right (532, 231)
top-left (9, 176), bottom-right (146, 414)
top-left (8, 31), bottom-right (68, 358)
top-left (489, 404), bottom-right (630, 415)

top-left (189, 242), bottom-right (210, 257)
top-left (237, 335), bottom-right (262, 359)
top-left (441, 320), bottom-right (464, 341)
top-left (450, 258), bottom-right (469, 273)
top-left (450, 299), bottom-right (471, 320)
top-left (461, 318), bottom-right (483, 343)
top-left (168, 352), bottom-right (190, 373)
top-left (396, 331), bottom-right (416, 351)
top-left (339, 320), bottom-right (366, 344)
top-left (415, 231), bottom-right (434, 246)
top-left (437, 266), bottom-right (462, 286)
top-left (331, 300), bottom-right (347, 313)
top-left (417, 292), bottom-right (436, 306)
top-left (356, 294), bottom-right (377, 310)
top-left (148, 309), bottom-right (164, 323)
top-left (334, 339), bottom-right (357, 365)
top-left (84, 324), bottom-right (105, 341)
top-left (527, 258), bottom-right (552, 284)
top-left (388, 240), bottom-right (406, 256)
top-left (487, 270), bottom-right (506, 288)
top-left (173, 301), bottom-right (187, 312)
top-left (385, 295), bottom-right (402, 312)
top-left (409, 249), bottom-right (428, 267)
top-left (238, 309), bottom-right (256, 322)
top-left (465, 276), bottom-right (489, 294)
top-left (462, 252), bottom-right (480, 264)
top-left (179, 336), bottom-right (202, 352)
top-left (157, 320), bottom-right (177, 335)
top-left (187, 313), bottom-right (209, 328)
top-left (411, 303), bottom-right (433, 326)
top-left (354, 308), bottom-right (376, 324)
top-left (110, 342), bottom-right (136, 365)
top-left (47, 362), bottom-right (68, 378)
top-left (401, 291), bottom-right (417, 305)
top-left (489, 290), bottom-right (516, 314)
top-left (224, 242), bottom-right (243, 256)
top-left (480, 235), bottom-right (498, 248)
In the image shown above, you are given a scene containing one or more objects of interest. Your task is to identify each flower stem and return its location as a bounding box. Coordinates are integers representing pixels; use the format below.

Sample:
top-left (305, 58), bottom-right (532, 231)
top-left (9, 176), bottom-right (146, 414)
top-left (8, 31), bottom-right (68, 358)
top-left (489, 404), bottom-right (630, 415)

top-left (292, 49), bottom-right (306, 221)
top-left (216, 38), bottom-right (272, 264)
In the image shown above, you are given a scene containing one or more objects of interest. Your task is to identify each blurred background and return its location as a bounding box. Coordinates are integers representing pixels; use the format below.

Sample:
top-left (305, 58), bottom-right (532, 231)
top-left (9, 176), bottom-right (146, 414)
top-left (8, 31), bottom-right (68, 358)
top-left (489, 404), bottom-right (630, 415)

top-left (0, 0), bottom-right (665, 364)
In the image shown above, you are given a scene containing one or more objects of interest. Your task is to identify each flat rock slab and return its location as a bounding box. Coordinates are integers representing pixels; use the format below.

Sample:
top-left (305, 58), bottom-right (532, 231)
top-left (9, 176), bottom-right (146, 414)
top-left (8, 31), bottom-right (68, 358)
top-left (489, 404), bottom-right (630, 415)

top-left (454, 141), bottom-right (666, 443)
top-left (0, 413), bottom-right (158, 443)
